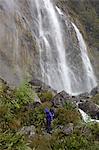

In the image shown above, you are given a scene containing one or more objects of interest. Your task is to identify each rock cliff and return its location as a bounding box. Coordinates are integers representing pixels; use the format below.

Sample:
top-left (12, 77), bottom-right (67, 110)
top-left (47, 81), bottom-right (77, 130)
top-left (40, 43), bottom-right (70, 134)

top-left (0, 0), bottom-right (98, 90)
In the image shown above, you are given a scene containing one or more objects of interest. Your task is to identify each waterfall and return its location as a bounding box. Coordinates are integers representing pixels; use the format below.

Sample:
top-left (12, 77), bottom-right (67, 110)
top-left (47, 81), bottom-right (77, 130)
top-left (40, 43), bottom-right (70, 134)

top-left (34, 0), bottom-right (72, 93)
top-left (72, 23), bottom-right (97, 92)
top-left (0, 0), bottom-right (97, 94)
top-left (34, 0), bottom-right (97, 94)
top-left (33, 0), bottom-right (97, 95)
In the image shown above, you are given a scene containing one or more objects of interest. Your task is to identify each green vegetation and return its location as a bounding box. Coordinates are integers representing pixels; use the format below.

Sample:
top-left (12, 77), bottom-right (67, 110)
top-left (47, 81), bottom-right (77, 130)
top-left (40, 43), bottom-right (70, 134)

top-left (38, 91), bottom-right (53, 102)
top-left (0, 80), bottom-right (99, 150)
top-left (53, 105), bottom-right (81, 126)
top-left (91, 94), bottom-right (99, 105)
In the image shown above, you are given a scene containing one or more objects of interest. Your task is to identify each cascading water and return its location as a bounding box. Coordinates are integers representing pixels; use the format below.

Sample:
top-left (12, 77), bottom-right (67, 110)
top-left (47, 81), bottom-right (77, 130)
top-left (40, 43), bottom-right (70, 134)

top-left (34, 0), bottom-right (97, 94)
top-left (0, 0), bottom-right (97, 95)
top-left (72, 23), bottom-right (97, 92)
top-left (34, 0), bottom-right (72, 93)
top-left (79, 109), bottom-right (99, 123)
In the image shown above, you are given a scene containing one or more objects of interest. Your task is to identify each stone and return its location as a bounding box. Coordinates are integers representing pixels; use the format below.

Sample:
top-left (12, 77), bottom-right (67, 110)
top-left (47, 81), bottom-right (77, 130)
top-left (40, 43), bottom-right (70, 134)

top-left (51, 90), bottom-right (74, 107)
top-left (90, 86), bottom-right (99, 96)
top-left (78, 100), bottom-right (99, 119)
top-left (34, 93), bottom-right (41, 104)
top-left (77, 92), bottom-right (90, 99)
top-left (20, 125), bottom-right (36, 138)
top-left (29, 79), bottom-right (57, 95)
top-left (75, 92), bottom-right (90, 104)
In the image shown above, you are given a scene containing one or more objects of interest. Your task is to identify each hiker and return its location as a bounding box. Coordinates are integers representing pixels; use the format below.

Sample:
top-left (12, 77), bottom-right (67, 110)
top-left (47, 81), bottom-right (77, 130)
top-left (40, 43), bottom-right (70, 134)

top-left (44, 108), bottom-right (54, 133)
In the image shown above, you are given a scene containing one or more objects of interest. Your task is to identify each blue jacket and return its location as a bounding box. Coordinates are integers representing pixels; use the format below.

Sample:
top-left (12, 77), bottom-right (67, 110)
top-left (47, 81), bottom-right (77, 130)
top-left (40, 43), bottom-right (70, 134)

top-left (45, 108), bottom-right (53, 122)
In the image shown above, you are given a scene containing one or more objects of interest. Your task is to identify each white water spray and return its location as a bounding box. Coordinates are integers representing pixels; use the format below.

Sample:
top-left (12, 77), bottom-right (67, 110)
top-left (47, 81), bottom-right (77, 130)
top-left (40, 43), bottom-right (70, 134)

top-left (72, 23), bottom-right (97, 92)
top-left (79, 109), bottom-right (99, 123)
top-left (34, 0), bottom-right (72, 93)
top-left (33, 0), bottom-right (97, 94)
top-left (1, 0), bottom-right (97, 94)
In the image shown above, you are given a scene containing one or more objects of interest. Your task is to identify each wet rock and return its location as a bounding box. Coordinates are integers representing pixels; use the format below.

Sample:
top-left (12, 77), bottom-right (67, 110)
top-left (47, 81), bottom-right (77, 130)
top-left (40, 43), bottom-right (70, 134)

top-left (29, 79), bottom-right (44, 87)
top-left (0, 78), bottom-right (7, 85)
top-left (74, 92), bottom-right (90, 104)
top-left (34, 93), bottom-right (41, 104)
top-left (29, 79), bottom-right (57, 95)
top-left (20, 125), bottom-right (36, 138)
top-left (51, 90), bottom-right (74, 107)
top-left (90, 86), bottom-right (99, 96)
top-left (78, 100), bottom-right (99, 119)
top-left (77, 92), bottom-right (90, 99)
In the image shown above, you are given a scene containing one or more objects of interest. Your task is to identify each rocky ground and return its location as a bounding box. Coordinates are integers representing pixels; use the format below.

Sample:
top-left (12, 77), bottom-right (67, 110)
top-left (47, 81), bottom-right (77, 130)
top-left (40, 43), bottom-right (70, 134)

top-left (0, 78), bottom-right (99, 150)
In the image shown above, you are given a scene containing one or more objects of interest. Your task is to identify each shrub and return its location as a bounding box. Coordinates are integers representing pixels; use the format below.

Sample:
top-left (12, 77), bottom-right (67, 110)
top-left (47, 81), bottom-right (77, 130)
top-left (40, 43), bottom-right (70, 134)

top-left (15, 82), bottom-right (35, 107)
top-left (86, 123), bottom-right (99, 140)
top-left (30, 134), bottom-right (52, 150)
top-left (0, 131), bottom-right (31, 150)
top-left (53, 106), bottom-right (81, 126)
top-left (38, 91), bottom-right (53, 102)
top-left (91, 94), bottom-right (99, 105)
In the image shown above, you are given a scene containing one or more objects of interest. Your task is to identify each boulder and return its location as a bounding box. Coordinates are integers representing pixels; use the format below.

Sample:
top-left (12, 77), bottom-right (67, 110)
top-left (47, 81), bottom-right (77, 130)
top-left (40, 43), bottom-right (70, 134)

top-left (90, 86), bottom-right (99, 96)
top-left (78, 100), bottom-right (99, 119)
top-left (29, 79), bottom-right (57, 95)
top-left (77, 92), bottom-right (90, 99)
top-left (51, 90), bottom-right (74, 107)
top-left (74, 92), bottom-right (90, 104)
top-left (34, 93), bottom-right (41, 104)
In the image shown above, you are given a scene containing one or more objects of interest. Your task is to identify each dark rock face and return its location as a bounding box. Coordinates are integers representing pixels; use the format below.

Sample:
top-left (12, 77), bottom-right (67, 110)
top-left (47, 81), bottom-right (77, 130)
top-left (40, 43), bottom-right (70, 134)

top-left (29, 79), bottom-right (57, 94)
top-left (0, 0), bottom-right (98, 97)
top-left (0, 0), bottom-right (41, 86)
top-left (51, 90), bottom-right (74, 107)
top-left (77, 92), bottom-right (90, 99)
top-left (78, 100), bottom-right (99, 119)
top-left (90, 86), bottom-right (99, 96)
top-left (74, 92), bottom-right (90, 103)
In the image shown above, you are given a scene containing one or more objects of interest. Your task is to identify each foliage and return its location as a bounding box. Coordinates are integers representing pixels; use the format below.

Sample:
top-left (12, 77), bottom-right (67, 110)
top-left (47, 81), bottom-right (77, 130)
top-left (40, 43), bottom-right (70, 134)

top-left (0, 131), bottom-right (31, 150)
top-left (38, 91), bottom-right (53, 103)
top-left (27, 106), bottom-right (45, 129)
top-left (15, 82), bottom-right (35, 107)
top-left (0, 81), bottom-right (35, 149)
top-left (86, 123), bottom-right (99, 140)
top-left (0, 80), bottom-right (99, 150)
top-left (30, 134), bottom-right (52, 150)
top-left (53, 106), bottom-right (81, 126)
top-left (91, 94), bottom-right (99, 105)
